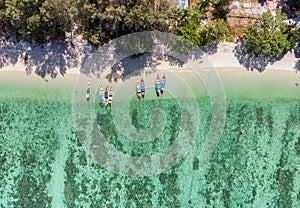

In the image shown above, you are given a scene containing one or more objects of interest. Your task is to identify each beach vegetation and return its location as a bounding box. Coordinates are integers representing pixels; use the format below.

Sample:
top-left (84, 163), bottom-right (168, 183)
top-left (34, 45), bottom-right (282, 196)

top-left (212, 0), bottom-right (230, 20)
top-left (241, 10), bottom-right (298, 58)
top-left (0, 0), bottom-right (230, 48)
top-left (0, 0), bottom-right (71, 43)
top-left (176, 10), bottom-right (203, 46)
top-left (286, 0), bottom-right (300, 13)
top-left (198, 19), bottom-right (228, 46)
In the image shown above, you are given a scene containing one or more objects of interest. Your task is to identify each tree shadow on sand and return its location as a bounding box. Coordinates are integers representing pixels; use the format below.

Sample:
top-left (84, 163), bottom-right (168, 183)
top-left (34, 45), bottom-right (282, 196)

top-left (0, 36), bottom-right (93, 80)
top-left (295, 60), bottom-right (300, 71)
top-left (1, 32), bottom-right (205, 81)
top-left (293, 43), bottom-right (300, 71)
top-left (234, 41), bottom-right (286, 72)
top-left (106, 52), bottom-right (185, 82)
top-left (25, 41), bottom-right (93, 79)
top-left (201, 44), bottom-right (218, 55)
top-left (80, 31), bottom-right (205, 82)
top-left (0, 37), bottom-right (23, 68)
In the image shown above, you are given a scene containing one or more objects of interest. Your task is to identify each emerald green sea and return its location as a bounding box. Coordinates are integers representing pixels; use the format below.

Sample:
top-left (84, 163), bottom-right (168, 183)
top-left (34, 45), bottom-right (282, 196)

top-left (0, 71), bottom-right (299, 207)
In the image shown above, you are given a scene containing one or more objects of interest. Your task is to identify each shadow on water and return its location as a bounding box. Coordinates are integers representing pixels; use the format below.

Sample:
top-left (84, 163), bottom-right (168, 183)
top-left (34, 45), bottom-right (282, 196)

top-left (233, 40), bottom-right (286, 72)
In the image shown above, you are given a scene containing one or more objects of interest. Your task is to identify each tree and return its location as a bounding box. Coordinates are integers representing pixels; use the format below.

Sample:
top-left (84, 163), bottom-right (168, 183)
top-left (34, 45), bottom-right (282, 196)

top-left (286, 0), bottom-right (300, 13)
top-left (0, 0), bottom-right (5, 34)
top-left (175, 8), bottom-right (203, 46)
top-left (0, 0), bottom-right (72, 43)
top-left (197, 19), bottom-right (228, 46)
top-left (76, 0), bottom-right (177, 45)
top-left (175, 7), bottom-right (228, 47)
top-left (241, 10), bottom-right (297, 59)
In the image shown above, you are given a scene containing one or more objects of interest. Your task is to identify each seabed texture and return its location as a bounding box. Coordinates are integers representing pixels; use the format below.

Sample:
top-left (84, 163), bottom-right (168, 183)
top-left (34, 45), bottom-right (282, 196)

top-left (0, 71), bottom-right (299, 208)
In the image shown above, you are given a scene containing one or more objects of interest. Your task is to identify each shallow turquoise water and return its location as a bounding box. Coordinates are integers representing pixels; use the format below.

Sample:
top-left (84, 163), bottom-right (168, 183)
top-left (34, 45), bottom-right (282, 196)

top-left (0, 73), bottom-right (299, 207)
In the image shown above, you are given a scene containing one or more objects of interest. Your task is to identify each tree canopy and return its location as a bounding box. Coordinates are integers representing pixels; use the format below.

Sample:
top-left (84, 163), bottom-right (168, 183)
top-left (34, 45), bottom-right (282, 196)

top-left (0, 0), bottom-right (72, 42)
top-left (286, 0), bottom-right (300, 13)
top-left (0, 0), bottom-right (231, 48)
top-left (241, 10), bottom-right (298, 59)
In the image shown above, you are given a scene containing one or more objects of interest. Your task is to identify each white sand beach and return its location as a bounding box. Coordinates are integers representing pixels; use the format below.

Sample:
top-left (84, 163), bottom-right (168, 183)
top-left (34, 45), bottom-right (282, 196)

top-left (0, 40), bottom-right (299, 102)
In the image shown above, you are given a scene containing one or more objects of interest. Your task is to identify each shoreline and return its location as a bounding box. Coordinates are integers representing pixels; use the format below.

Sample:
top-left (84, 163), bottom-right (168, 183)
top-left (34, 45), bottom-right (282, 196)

top-left (1, 42), bottom-right (299, 102)
top-left (1, 65), bottom-right (299, 102)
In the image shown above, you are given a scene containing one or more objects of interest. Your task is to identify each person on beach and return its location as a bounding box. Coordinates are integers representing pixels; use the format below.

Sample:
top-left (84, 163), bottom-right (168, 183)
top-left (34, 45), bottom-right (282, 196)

top-left (99, 87), bottom-right (105, 107)
top-left (155, 74), bottom-right (161, 97)
top-left (108, 86), bottom-right (113, 106)
top-left (104, 87), bottom-right (109, 105)
top-left (24, 52), bottom-right (29, 65)
top-left (136, 79), bottom-right (141, 99)
top-left (140, 79), bottom-right (145, 98)
top-left (161, 73), bottom-right (166, 94)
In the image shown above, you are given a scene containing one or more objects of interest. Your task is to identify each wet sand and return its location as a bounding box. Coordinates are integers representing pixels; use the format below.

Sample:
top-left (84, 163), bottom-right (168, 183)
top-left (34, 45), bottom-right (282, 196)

top-left (217, 67), bottom-right (299, 101)
top-left (1, 66), bottom-right (299, 102)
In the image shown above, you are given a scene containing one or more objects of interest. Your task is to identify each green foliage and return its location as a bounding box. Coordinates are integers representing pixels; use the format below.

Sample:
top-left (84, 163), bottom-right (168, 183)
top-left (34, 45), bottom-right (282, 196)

top-left (286, 0), bottom-right (300, 12)
top-left (213, 0), bottom-right (230, 20)
top-left (177, 18), bottom-right (201, 46)
top-left (289, 25), bottom-right (300, 43)
top-left (196, 0), bottom-right (212, 12)
top-left (198, 19), bottom-right (228, 46)
top-left (175, 8), bottom-right (203, 46)
top-left (175, 6), bottom-right (228, 47)
top-left (0, 0), bottom-right (224, 47)
top-left (0, 0), bottom-right (71, 42)
top-left (76, 0), bottom-right (177, 45)
top-left (1, 0), bottom-right (295, 54)
top-left (226, 35), bottom-right (235, 42)
top-left (241, 10), bottom-right (297, 58)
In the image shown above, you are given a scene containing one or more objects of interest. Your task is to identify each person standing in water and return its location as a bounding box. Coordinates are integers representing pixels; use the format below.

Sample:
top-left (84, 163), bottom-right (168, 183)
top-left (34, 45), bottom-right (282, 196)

top-left (155, 74), bottom-right (161, 97)
top-left (161, 73), bottom-right (166, 94)
top-left (140, 78), bottom-right (145, 98)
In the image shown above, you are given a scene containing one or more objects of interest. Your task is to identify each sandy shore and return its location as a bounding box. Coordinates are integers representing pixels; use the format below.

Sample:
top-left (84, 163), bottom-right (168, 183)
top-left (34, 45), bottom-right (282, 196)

top-left (205, 42), bottom-right (299, 72)
top-left (0, 39), bottom-right (299, 102)
top-left (1, 64), bottom-right (299, 102)
top-left (216, 67), bottom-right (300, 101)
